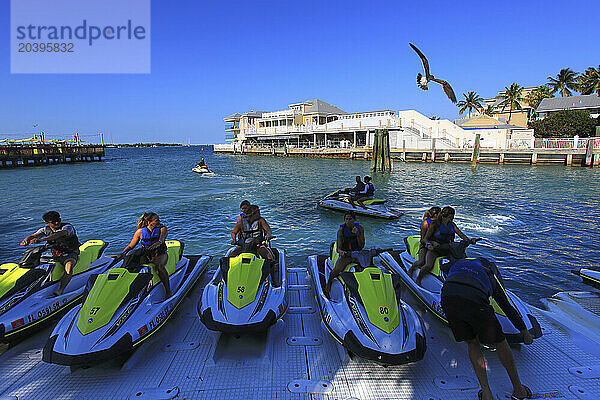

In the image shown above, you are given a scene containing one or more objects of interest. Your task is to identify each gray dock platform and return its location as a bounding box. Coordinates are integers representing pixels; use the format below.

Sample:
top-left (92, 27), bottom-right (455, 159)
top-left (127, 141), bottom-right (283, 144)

top-left (1, 265), bottom-right (599, 400)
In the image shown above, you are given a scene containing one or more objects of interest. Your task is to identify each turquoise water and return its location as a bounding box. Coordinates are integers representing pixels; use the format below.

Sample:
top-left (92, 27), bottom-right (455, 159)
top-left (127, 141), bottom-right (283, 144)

top-left (2, 147), bottom-right (599, 305)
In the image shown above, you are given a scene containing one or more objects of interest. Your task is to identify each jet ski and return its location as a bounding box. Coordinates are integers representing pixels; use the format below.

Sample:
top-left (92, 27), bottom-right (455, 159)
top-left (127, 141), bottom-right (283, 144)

top-left (0, 240), bottom-right (112, 342)
top-left (572, 267), bottom-right (600, 291)
top-left (43, 240), bottom-right (211, 366)
top-left (307, 243), bottom-right (426, 365)
top-left (379, 235), bottom-right (542, 343)
top-left (318, 190), bottom-right (402, 219)
top-left (192, 165), bottom-right (213, 174)
top-left (198, 238), bottom-right (286, 333)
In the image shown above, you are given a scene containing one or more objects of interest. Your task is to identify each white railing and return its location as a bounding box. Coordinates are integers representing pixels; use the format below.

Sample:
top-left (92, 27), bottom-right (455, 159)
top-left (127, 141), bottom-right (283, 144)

top-left (534, 137), bottom-right (600, 149)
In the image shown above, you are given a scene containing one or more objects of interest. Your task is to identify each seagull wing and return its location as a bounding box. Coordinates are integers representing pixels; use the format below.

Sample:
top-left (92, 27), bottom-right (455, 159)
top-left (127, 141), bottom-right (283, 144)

top-left (409, 43), bottom-right (430, 77)
top-left (431, 77), bottom-right (457, 103)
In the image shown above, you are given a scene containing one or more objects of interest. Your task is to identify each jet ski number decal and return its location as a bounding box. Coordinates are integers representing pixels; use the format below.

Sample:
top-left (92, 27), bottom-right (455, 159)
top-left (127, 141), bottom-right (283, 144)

top-left (27, 298), bottom-right (70, 324)
top-left (146, 303), bottom-right (174, 332)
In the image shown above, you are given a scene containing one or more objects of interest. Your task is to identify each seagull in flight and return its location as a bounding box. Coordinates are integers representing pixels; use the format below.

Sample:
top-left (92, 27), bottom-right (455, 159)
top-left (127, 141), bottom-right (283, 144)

top-left (409, 43), bottom-right (457, 103)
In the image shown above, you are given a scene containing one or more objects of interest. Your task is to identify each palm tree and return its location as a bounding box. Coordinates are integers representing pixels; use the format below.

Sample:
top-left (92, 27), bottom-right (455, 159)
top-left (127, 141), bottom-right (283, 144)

top-left (497, 83), bottom-right (523, 125)
top-left (547, 68), bottom-right (579, 97)
top-left (524, 85), bottom-right (554, 120)
top-left (578, 65), bottom-right (600, 95)
top-left (456, 91), bottom-right (484, 118)
top-left (482, 105), bottom-right (495, 116)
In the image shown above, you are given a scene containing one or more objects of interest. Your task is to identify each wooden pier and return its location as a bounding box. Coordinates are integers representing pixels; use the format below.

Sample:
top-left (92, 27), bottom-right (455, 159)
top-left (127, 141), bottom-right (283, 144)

top-left (215, 145), bottom-right (600, 167)
top-left (0, 144), bottom-right (105, 168)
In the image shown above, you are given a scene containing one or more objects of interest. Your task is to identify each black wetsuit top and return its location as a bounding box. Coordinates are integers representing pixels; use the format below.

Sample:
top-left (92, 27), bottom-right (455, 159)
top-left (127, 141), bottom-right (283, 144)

top-left (441, 258), bottom-right (526, 331)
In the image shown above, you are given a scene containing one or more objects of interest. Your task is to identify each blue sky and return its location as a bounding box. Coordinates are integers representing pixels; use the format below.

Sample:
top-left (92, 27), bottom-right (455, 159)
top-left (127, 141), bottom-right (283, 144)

top-left (1, 0), bottom-right (598, 144)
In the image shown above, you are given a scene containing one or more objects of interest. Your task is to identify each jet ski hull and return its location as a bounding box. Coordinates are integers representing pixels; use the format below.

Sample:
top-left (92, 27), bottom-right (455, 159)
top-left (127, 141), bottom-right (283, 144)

top-left (317, 191), bottom-right (402, 219)
top-left (192, 167), bottom-right (213, 174)
top-left (43, 251), bottom-right (211, 366)
top-left (198, 247), bottom-right (287, 333)
top-left (0, 241), bottom-right (111, 343)
top-left (380, 245), bottom-right (542, 343)
top-left (307, 252), bottom-right (426, 365)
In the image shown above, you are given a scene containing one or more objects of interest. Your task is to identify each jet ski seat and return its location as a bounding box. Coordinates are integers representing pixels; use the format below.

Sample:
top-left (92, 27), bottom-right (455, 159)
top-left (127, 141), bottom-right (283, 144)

top-left (405, 235), bottom-right (443, 278)
top-left (219, 253), bottom-right (271, 286)
top-left (145, 240), bottom-right (184, 287)
top-left (0, 263), bottom-right (46, 301)
top-left (51, 240), bottom-right (108, 282)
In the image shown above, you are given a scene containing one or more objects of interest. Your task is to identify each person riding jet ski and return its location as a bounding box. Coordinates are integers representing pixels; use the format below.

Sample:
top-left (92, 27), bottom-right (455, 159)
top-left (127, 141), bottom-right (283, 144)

top-left (20, 211), bottom-right (81, 297)
top-left (324, 211), bottom-right (364, 297)
top-left (119, 212), bottom-right (171, 298)
top-left (230, 205), bottom-right (274, 260)
top-left (355, 176), bottom-right (375, 209)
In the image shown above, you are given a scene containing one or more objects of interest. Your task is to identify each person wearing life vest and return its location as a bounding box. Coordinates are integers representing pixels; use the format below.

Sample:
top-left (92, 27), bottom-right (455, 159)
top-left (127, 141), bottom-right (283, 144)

top-left (343, 176), bottom-right (365, 207)
top-left (20, 211), bottom-right (81, 297)
top-left (355, 175), bottom-right (375, 208)
top-left (230, 204), bottom-right (274, 259)
top-left (441, 258), bottom-right (533, 400)
top-left (120, 212), bottom-right (171, 298)
top-left (325, 211), bottom-right (365, 297)
top-left (236, 200), bottom-right (251, 224)
top-left (417, 206), bottom-right (481, 286)
top-left (407, 206), bottom-right (441, 277)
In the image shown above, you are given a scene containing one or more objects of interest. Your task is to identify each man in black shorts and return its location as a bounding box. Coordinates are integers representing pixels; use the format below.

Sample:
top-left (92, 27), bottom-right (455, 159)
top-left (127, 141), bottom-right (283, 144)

top-left (20, 211), bottom-right (81, 296)
top-left (441, 258), bottom-right (533, 400)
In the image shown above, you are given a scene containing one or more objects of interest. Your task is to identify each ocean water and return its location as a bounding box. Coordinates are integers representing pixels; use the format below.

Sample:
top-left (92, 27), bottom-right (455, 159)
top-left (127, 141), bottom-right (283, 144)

top-left (1, 146), bottom-right (599, 306)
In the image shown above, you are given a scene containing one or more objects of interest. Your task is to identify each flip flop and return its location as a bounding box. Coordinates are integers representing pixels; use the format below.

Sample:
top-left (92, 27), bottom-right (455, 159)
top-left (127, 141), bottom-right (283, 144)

top-left (511, 385), bottom-right (532, 400)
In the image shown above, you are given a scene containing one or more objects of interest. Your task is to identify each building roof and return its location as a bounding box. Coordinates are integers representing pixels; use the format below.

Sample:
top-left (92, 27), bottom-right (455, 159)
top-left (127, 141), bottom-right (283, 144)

top-left (536, 94), bottom-right (600, 113)
top-left (302, 99), bottom-right (348, 115)
top-left (223, 113), bottom-right (242, 121)
top-left (454, 114), bottom-right (523, 130)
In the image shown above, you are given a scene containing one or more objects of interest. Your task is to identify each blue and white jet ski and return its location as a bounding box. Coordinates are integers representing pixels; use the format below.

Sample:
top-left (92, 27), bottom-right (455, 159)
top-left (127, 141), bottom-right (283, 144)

top-left (0, 240), bottom-right (112, 342)
top-left (308, 244), bottom-right (426, 365)
top-left (43, 241), bottom-right (210, 366)
top-left (198, 239), bottom-right (287, 333)
top-left (379, 235), bottom-right (542, 343)
top-left (318, 190), bottom-right (402, 219)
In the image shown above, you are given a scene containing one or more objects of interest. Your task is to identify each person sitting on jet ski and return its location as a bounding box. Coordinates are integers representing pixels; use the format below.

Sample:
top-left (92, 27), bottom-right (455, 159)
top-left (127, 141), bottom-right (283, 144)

top-left (119, 212), bottom-right (171, 298)
top-left (236, 200), bottom-right (251, 224)
top-left (343, 176), bottom-right (364, 207)
top-left (407, 206), bottom-right (441, 277)
top-left (230, 205), bottom-right (274, 259)
top-left (20, 211), bottom-right (81, 297)
top-left (417, 206), bottom-right (481, 286)
top-left (324, 211), bottom-right (365, 297)
top-left (441, 257), bottom-right (533, 400)
top-left (355, 175), bottom-right (375, 208)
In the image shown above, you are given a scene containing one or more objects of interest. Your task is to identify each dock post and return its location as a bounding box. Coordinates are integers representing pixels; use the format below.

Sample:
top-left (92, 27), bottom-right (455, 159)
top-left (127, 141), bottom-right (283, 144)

top-left (431, 138), bottom-right (436, 162)
top-left (402, 140), bottom-right (406, 161)
top-left (531, 152), bottom-right (538, 164)
top-left (584, 138), bottom-right (593, 167)
top-left (383, 129), bottom-right (392, 171)
top-left (471, 134), bottom-right (480, 165)
top-left (445, 152), bottom-right (450, 162)
top-left (353, 131), bottom-right (357, 148)
top-left (566, 153), bottom-right (573, 166)
top-left (499, 153), bottom-right (505, 164)
top-left (371, 130), bottom-right (379, 171)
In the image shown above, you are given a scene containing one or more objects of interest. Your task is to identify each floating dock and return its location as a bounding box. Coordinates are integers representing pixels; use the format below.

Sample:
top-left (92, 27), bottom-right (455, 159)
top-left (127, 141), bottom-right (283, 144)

top-left (0, 144), bottom-right (105, 168)
top-left (1, 264), bottom-right (599, 399)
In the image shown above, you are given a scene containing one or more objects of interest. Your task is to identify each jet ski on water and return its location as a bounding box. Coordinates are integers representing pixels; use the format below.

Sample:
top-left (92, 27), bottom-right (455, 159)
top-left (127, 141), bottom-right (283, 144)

top-left (198, 238), bottom-right (287, 333)
top-left (572, 267), bottom-right (600, 291)
top-left (0, 240), bottom-right (112, 342)
top-left (308, 244), bottom-right (426, 365)
top-left (192, 165), bottom-right (213, 174)
top-left (318, 190), bottom-right (402, 219)
top-left (379, 235), bottom-right (542, 343)
top-left (43, 241), bottom-right (211, 366)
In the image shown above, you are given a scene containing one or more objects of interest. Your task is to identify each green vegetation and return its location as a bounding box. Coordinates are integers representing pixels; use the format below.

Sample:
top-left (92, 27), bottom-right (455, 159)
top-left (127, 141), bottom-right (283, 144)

top-left (497, 83), bottom-right (523, 124)
top-left (457, 91), bottom-right (484, 118)
top-left (524, 85), bottom-right (554, 110)
top-left (547, 68), bottom-right (579, 97)
top-left (528, 110), bottom-right (599, 138)
top-left (578, 65), bottom-right (600, 95)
